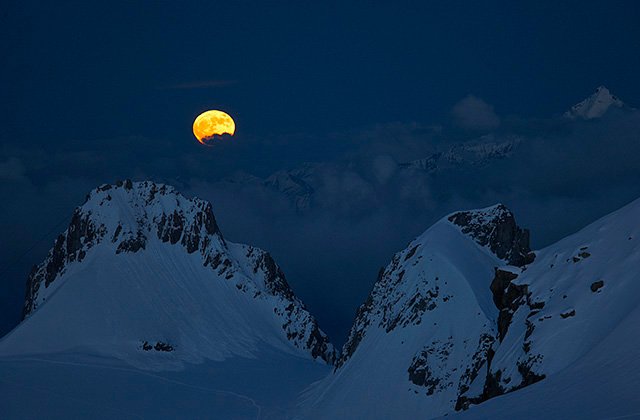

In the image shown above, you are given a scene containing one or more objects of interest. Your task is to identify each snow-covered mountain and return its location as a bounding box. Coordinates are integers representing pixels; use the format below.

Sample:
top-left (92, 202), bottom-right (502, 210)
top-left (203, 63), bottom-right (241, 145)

top-left (263, 165), bottom-right (316, 212)
top-left (301, 204), bottom-right (533, 418)
top-left (2, 180), bottom-right (639, 418)
top-left (400, 136), bottom-right (520, 173)
top-left (301, 198), bottom-right (640, 419)
top-left (564, 86), bottom-right (625, 119)
top-left (459, 194), bottom-right (640, 411)
top-left (217, 136), bottom-right (521, 215)
top-left (2, 180), bottom-right (335, 369)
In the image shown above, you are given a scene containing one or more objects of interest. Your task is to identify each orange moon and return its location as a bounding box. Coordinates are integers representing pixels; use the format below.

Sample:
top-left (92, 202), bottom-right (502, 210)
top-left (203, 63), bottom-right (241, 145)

top-left (193, 110), bottom-right (236, 144)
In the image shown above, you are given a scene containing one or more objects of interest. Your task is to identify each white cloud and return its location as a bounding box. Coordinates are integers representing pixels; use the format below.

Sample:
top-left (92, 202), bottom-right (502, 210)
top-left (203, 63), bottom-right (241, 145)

top-left (452, 95), bottom-right (500, 130)
top-left (0, 158), bottom-right (27, 182)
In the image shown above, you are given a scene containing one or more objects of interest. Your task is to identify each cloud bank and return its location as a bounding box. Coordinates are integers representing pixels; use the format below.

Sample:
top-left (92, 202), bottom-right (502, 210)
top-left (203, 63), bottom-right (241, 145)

top-left (1, 101), bottom-right (639, 344)
top-left (452, 95), bottom-right (501, 131)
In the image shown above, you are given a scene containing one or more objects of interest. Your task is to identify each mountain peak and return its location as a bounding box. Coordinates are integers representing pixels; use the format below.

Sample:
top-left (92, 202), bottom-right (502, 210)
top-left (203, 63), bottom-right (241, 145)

top-left (15, 180), bottom-right (335, 367)
top-left (447, 204), bottom-right (534, 266)
top-left (565, 86), bottom-right (625, 119)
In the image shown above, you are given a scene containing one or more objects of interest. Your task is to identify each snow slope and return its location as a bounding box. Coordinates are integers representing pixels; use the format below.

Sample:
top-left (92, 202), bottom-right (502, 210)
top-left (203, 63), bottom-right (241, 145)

top-left (0, 180), bottom-right (335, 370)
top-left (462, 195), bottom-right (640, 407)
top-left (302, 198), bottom-right (640, 419)
top-left (451, 300), bottom-right (640, 419)
top-left (301, 205), bottom-right (534, 418)
top-left (0, 347), bottom-right (331, 419)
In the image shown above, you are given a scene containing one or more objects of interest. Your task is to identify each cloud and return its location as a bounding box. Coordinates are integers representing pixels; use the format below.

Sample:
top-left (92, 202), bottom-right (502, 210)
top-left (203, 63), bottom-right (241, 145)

top-left (0, 158), bottom-right (27, 182)
top-left (158, 79), bottom-right (237, 90)
top-left (371, 155), bottom-right (397, 185)
top-left (1, 103), bottom-right (639, 345)
top-left (452, 95), bottom-right (501, 130)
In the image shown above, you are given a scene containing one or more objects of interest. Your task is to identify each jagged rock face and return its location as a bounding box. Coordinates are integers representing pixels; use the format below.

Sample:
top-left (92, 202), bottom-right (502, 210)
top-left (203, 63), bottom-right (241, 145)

top-left (306, 205), bottom-right (529, 418)
top-left (19, 180), bottom-right (335, 365)
top-left (448, 204), bottom-right (534, 266)
top-left (459, 197), bottom-right (640, 412)
top-left (24, 181), bottom-right (221, 316)
top-left (303, 203), bottom-right (552, 418)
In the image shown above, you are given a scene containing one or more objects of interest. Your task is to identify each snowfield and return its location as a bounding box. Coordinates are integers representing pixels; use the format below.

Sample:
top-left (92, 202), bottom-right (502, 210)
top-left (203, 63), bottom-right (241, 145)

top-left (302, 199), bottom-right (640, 419)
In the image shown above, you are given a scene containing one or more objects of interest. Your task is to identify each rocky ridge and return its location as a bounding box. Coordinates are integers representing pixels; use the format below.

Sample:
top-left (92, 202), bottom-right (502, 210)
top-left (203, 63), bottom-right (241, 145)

top-left (21, 180), bottom-right (335, 364)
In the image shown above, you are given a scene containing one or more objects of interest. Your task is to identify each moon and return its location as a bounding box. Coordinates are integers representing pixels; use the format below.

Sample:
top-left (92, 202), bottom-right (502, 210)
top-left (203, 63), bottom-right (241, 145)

top-left (193, 110), bottom-right (236, 145)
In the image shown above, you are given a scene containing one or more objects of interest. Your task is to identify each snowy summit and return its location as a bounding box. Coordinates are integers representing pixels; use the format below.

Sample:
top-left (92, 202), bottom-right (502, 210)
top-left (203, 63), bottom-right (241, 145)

top-left (564, 86), bottom-right (625, 119)
top-left (4, 180), bottom-right (335, 369)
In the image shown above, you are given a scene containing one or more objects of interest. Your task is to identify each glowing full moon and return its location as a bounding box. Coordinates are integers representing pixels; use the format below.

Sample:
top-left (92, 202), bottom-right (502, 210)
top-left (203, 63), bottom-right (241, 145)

top-left (193, 110), bottom-right (236, 145)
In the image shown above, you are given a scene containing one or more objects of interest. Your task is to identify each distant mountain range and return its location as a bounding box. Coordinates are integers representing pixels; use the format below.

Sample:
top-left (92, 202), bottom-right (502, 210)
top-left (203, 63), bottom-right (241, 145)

top-left (217, 86), bottom-right (633, 214)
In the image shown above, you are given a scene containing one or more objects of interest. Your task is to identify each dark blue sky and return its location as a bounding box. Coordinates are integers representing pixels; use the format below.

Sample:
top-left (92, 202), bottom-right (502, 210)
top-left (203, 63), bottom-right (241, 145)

top-left (1, 1), bottom-right (640, 343)
top-left (3, 1), bottom-right (639, 144)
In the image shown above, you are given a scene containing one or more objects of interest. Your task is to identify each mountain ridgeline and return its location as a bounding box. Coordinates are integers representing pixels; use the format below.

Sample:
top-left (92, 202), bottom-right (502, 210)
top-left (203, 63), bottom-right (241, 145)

top-left (302, 198), bottom-right (640, 418)
top-left (2, 179), bottom-right (639, 418)
top-left (8, 180), bottom-right (335, 368)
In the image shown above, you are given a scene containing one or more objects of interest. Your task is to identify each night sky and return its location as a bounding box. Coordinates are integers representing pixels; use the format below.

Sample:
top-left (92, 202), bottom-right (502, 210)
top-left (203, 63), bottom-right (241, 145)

top-left (2, 1), bottom-right (640, 344)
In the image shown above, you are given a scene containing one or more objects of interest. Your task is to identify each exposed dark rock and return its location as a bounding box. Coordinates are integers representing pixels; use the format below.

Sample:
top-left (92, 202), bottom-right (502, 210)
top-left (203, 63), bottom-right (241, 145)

top-left (448, 204), bottom-right (533, 266)
top-left (157, 211), bottom-right (184, 244)
top-left (405, 245), bottom-right (420, 261)
top-left (112, 224), bottom-right (123, 243)
top-left (590, 280), bottom-right (604, 292)
top-left (305, 321), bottom-right (335, 365)
top-left (524, 319), bottom-right (535, 341)
top-left (490, 269), bottom-right (519, 308)
top-left (154, 341), bottom-right (174, 352)
top-left (205, 252), bottom-right (223, 269)
top-left (255, 252), bottom-right (295, 301)
top-left (141, 341), bottom-right (174, 352)
top-left (336, 269), bottom-right (382, 368)
top-left (482, 368), bottom-right (505, 401)
top-left (490, 268), bottom-right (529, 341)
top-left (201, 202), bottom-right (220, 236)
top-left (529, 301), bottom-right (545, 310)
top-left (408, 339), bottom-right (454, 396)
top-left (572, 251), bottom-right (591, 263)
top-left (23, 209), bottom-right (105, 317)
top-left (560, 309), bottom-right (576, 319)
top-left (457, 334), bottom-right (495, 400)
top-left (516, 361), bottom-right (545, 387)
top-left (408, 352), bottom-right (439, 394)
top-left (116, 231), bottom-right (147, 254)
top-left (66, 209), bottom-right (96, 258)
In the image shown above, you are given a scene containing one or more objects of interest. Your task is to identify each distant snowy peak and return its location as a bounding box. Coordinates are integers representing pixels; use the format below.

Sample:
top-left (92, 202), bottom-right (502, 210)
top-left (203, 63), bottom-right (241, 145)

top-left (20, 180), bottom-right (335, 365)
top-left (401, 137), bottom-right (520, 173)
top-left (264, 167), bottom-right (315, 212)
top-left (565, 86), bottom-right (625, 119)
top-left (223, 164), bottom-right (317, 212)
